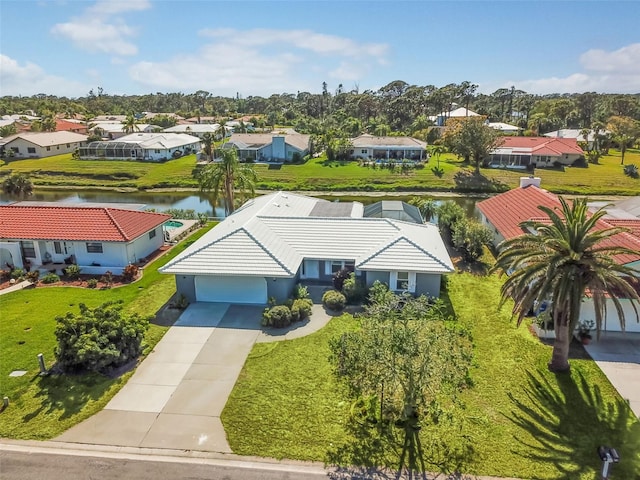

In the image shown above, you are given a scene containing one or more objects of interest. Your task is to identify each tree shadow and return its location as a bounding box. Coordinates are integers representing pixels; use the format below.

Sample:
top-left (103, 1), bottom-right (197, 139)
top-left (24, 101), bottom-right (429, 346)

top-left (23, 372), bottom-right (115, 422)
top-left (506, 370), bottom-right (640, 479)
top-left (453, 171), bottom-right (508, 193)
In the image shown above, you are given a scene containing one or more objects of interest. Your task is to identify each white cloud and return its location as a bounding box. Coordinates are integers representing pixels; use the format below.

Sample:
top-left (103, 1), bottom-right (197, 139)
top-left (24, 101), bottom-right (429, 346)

top-left (129, 28), bottom-right (390, 96)
top-left (51, 0), bottom-right (150, 56)
top-left (0, 55), bottom-right (89, 97)
top-left (502, 43), bottom-right (640, 94)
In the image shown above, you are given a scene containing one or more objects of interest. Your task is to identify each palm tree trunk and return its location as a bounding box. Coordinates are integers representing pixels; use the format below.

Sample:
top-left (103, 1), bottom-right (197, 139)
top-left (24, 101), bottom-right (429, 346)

top-left (225, 176), bottom-right (234, 215)
top-left (549, 322), bottom-right (571, 373)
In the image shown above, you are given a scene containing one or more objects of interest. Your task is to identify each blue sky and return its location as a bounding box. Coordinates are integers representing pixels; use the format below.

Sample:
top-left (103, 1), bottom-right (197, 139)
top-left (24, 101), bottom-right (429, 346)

top-left (1, 0), bottom-right (639, 98)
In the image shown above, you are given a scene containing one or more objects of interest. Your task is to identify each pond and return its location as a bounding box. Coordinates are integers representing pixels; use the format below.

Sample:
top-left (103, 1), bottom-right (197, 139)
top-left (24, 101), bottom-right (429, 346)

top-left (0, 190), bottom-right (484, 220)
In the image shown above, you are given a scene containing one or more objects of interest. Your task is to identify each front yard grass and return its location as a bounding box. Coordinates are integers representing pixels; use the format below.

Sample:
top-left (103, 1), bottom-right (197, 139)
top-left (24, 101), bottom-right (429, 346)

top-left (0, 224), bottom-right (214, 439)
top-left (221, 273), bottom-right (640, 479)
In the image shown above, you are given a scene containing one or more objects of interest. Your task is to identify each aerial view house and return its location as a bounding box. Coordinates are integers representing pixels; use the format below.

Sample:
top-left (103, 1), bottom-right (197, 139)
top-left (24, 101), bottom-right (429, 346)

top-left (488, 136), bottom-right (584, 168)
top-left (477, 179), bottom-right (640, 332)
top-left (0, 131), bottom-right (87, 158)
top-left (161, 192), bottom-right (453, 305)
top-left (543, 128), bottom-right (600, 149)
top-left (0, 204), bottom-right (170, 275)
top-left (223, 133), bottom-right (311, 162)
top-left (163, 123), bottom-right (221, 139)
top-left (54, 118), bottom-right (88, 134)
top-left (92, 122), bottom-right (158, 140)
top-left (79, 132), bottom-right (201, 161)
top-left (350, 134), bottom-right (427, 161)
top-left (429, 105), bottom-right (481, 126)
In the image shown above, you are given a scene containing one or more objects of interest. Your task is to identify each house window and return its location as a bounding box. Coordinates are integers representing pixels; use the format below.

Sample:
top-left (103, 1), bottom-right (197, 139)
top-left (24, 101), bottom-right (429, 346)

top-left (331, 260), bottom-right (343, 274)
top-left (154, 149), bottom-right (160, 153)
top-left (21, 241), bottom-right (36, 258)
top-left (66, 144), bottom-right (70, 148)
top-left (46, 146), bottom-right (51, 151)
top-left (149, 229), bottom-right (156, 239)
top-left (86, 242), bottom-right (103, 253)
top-left (27, 147), bottom-right (36, 154)
top-left (396, 271), bottom-right (409, 290)
top-left (361, 149), bottom-right (368, 154)
top-left (54, 242), bottom-right (62, 254)
top-left (327, 260), bottom-right (355, 275)
top-left (11, 147), bottom-right (19, 153)
top-left (391, 271), bottom-right (416, 293)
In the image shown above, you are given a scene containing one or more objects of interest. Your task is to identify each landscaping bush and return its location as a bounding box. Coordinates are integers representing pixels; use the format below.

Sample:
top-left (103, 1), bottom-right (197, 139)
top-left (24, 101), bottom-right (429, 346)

top-left (293, 283), bottom-right (310, 300)
top-left (451, 218), bottom-right (493, 262)
top-left (122, 264), bottom-right (139, 282)
top-left (100, 271), bottom-right (114, 288)
top-left (322, 290), bottom-right (346, 311)
top-left (342, 273), bottom-right (367, 303)
top-left (292, 298), bottom-right (313, 320)
top-left (64, 264), bottom-right (81, 279)
top-left (54, 300), bottom-right (150, 374)
top-left (367, 280), bottom-right (394, 305)
top-left (333, 268), bottom-right (352, 291)
top-left (41, 272), bottom-right (60, 284)
top-left (262, 305), bottom-right (293, 328)
top-left (87, 278), bottom-right (98, 289)
top-left (436, 201), bottom-right (466, 240)
top-left (10, 268), bottom-right (25, 280)
top-left (25, 270), bottom-right (40, 283)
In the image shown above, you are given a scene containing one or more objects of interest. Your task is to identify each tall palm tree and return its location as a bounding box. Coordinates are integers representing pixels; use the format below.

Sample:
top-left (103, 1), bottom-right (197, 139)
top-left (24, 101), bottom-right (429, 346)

top-left (493, 197), bottom-right (639, 373)
top-left (195, 148), bottom-right (257, 215)
top-left (121, 114), bottom-right (140, 134)
top-left (201, 132), bottom-right (214, 162)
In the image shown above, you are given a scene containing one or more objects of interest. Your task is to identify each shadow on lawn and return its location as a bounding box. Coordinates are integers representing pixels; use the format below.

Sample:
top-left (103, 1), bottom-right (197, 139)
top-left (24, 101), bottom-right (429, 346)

top-left (507, 370), bottom-right (640, 479)
top-left (23, 372), bottom-right (114, 423)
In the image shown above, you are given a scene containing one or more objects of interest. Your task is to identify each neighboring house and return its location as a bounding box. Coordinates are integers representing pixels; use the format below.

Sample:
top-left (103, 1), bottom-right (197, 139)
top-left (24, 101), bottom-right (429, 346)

top-left (55, 119), bottom-right (88, 134)
top-left (185, 116), bottom-right (219, 124)
top-left (161, 191), bottom-right (453, 305)
top-left (0, 132), bottom-right (87, 158)
top-left (477, 179), bottom-right (640, 332)
top-left (79, 133), bottom-right (201, 161)
top-left (543, 129), bottom-right (601, 149)
top-left (350, 134), bottom-right (427, 161)
top-left (488, 136), bottom-right (584, 168)
top-left (223, 133), bottom-right (311, 162)
top-left (0, 204), bottom-right (170, 275)
top-left (164, 123), bottom-right (221, 139)
top-left (92, 122), bottom-right (159, 140)
top-left (429, 106), bottom-right (481, 126)
top-left (141, 112), bottom-right (184, 122)
top-left (488, 122), bottom-right (520, 133)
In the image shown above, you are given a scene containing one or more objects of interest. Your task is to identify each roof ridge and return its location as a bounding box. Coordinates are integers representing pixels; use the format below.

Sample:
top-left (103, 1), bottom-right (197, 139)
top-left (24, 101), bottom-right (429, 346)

top-left (242, 225), bottom-right (296, 275)
top-left (103, 208), bottom-right (130, 241)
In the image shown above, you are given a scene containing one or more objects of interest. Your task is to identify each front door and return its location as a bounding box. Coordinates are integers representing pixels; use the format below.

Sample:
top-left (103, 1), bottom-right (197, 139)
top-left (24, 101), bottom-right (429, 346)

top-left (301, 260), bottom-right (319, 279)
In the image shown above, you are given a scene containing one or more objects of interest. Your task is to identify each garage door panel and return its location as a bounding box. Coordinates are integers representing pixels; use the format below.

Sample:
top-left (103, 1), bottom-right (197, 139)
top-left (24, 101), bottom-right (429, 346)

top-left (195, 276), bottom-right (267, 304)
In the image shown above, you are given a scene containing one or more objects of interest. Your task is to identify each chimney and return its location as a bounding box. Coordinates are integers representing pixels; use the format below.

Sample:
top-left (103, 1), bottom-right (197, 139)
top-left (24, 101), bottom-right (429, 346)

top-left (520, 176), bottom-right (541, 188)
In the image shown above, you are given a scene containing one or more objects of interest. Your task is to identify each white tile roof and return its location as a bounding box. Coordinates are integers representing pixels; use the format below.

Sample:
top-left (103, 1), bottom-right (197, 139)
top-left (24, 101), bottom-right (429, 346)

top-left (164, 124), bottom-right (221, 133)
top-left (0, 131), bottom-right (87, 147)
top-left (162, 192), bottom-right (453, 278)
top-left (116, 133), bottom-right (201, 149)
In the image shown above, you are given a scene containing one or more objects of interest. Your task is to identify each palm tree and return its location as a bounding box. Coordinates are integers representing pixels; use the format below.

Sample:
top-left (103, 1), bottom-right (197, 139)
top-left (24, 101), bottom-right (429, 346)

top-left (2, 173), bottom-right (33, 198)
top-left (427, 143), bottom-right (446, 169)
top-left (493, 198), bottom-right (640, 373)
top-left (201, 132), bottom-right (214, 162)
top-left (121, 114), bottom-right (140, 134)
top-left (195, 148), bottom-right (257, 215)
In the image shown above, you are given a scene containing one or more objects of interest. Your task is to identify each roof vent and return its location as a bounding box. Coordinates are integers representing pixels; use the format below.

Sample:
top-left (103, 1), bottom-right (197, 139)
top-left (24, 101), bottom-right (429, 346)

top-left (273, 203), bottom-right (280, 207)
top-left (520, 176), bottom-right (541, 188)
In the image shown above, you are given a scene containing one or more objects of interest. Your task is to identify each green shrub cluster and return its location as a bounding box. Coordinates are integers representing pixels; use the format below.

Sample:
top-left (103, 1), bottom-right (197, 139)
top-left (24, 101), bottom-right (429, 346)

top-left (262, 298), bottom-right (313, 328)
top-left (25, 270), bottom-right (40, 282)
top-left (322, 290), bottom-right (346, 311)
top-left (10, 268), bottom-right (25, 280)
top-left (64, 264), bottom-right (81, 279)
top-left (41, 272), bottom-right (60, 284)
top-left (437, 201), bottom-right (492, 262)
top-left (342, 273), bottom-right (367, 303)
top-left (87, 278), bottom-right (98, 289)
top-left (122, 264), bottom-right (139, 282)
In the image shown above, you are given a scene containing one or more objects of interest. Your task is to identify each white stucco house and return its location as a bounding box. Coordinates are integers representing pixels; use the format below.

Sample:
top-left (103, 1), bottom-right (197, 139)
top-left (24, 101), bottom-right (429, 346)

top-left (477, 181), bottom-right (640, 332)
top-left (222, 133), bottom-right (310, 162)
top-left (0, 132), bottom-right (87, 159)
top-left (163, 123), bottom-right (222, 139)
top-left (0, 204), bottom-right (170, 275)
top-left (161, 192), bottom-right (454, 305)
top-left (350, 134), bottom-right (427, 161)
top-left (79, 133), bottom-right (201, 161)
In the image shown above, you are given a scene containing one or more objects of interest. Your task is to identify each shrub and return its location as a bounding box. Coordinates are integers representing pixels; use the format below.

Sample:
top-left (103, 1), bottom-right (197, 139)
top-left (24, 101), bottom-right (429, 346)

top-left (322, 290), bottom-right (346, 311)
top-left (292, 298), bottom-right (313, 320)
top-left (333, 268), bottom-right (352, 291)
top-left (100, 271), bottom-right (114, 288)
top-left (87, 278), bottom-right (98, 289)
top-left (436, 201), bottom-right (466, 240)
top-left (343, 273), bottom-right (367, 303)
top-left (41, 272), bottom-right (60, 284)
top-left (64, 264), bottom-right (81, 280)
top-left (122, 264), bottom-right (139, 282)
top-left (293, 283), bottom-right (310, 300)
top-left (10, 268), bottom-right (25, 280)
top-left (0, 269), bottom-right (10, 281)
top-left (451, 218), bottom-right (493, 262)
top-left (262, 305), bottom-right (293, 328)
top-left (54, 300), bottom-right (150, 374)
top-left (367, 280), bottom-right (394, 305)
top-left (25, 270), bottom-right (40, 282)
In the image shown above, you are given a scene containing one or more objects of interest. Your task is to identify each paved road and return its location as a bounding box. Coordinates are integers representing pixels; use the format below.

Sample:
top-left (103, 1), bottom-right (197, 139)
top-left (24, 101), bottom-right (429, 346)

top-left (0, 450), bottom-right (328, 480)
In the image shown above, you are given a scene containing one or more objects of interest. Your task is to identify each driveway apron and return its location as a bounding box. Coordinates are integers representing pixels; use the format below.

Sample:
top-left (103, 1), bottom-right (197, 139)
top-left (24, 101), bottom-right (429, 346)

top-left (56, 303), bottom-right (263, 453)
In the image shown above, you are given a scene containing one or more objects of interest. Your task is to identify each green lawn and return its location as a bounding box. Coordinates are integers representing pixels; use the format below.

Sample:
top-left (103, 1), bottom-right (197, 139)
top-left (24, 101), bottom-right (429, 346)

top-left (2, 149), bottom-right (638, 195)
top-left (0, 224), bottom-right (214, 439)
top-left (221, 273), bottom-right (640, 479)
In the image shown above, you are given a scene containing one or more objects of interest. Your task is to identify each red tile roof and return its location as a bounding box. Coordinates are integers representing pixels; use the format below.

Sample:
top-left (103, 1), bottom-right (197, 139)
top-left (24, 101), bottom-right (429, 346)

top-left (0, 206), bottom-right (170, 242)
top-left (498, 136), bottom-right (584, 156)
top-left (477, 186), bottom-right (640, 265)
top-left (55, 119), bottom-right (87, 133)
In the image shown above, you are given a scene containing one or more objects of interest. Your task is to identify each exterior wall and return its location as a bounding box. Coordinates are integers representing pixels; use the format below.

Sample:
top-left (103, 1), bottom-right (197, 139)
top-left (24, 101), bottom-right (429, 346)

top-left (415, 273), bottom-right (442, 298)
top-left (176, 275), bottom-right (197, 303)
top-left (144, 141), bottom-right (200, 161)
top-left (580, 297), bottom-right (640, 333)
top-left (4, 138), bottom-right (84, 158)
top-left (351, 147), bottom-right (424, 160)
top-left (532, 153), bottom-right (582, 167)
top-left (478, 211), bottom-right (505, 247)
top-left (284, 144), bottom-right (305, 161)
top-left (364, 270), bottom-right (390, 287)
top-left (126, 228), bottom-right (165, 264)
top-left (272, 136), bottom-right (286, 159)
top-left (0, 242), bottom-right (23, 269)
top-left (266, 276), bottom-right (297, 303)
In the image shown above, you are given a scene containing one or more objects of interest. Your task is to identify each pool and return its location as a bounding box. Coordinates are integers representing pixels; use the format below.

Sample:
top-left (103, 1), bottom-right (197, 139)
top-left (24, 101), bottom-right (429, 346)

top-left (164, 220), bottom-right (184, 230)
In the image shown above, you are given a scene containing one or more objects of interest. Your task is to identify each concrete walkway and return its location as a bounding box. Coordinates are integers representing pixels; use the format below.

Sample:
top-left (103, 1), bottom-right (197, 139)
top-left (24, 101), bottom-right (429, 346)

top-left (57, 302), bottom-right (334, 452)
top-left (584, 331), bottom-right (640, 417)
top-left (0, 279), bottom-right (33, 295)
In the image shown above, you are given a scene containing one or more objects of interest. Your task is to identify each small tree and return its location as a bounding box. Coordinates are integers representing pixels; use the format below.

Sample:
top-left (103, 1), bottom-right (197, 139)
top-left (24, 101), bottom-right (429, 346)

top-left (55, 300), bottom-right (150, 373)
top-left (441, 116), bottom-right (503, 173)
top-left (451, 218), bottom-right (493, 262)
top-left (436, 201), bottom-right (466, 241)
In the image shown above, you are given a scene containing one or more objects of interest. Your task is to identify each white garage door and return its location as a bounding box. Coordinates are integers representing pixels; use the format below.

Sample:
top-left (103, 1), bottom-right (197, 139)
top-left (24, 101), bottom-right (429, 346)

top-left (195, 276), bottom-right (268, 304)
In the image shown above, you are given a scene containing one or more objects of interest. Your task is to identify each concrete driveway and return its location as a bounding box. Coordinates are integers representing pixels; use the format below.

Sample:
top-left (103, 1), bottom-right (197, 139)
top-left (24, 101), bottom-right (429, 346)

top-left (57, 303), bottom-right (264, 452)
top-left (584, 332), bottom-right (640, 417)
